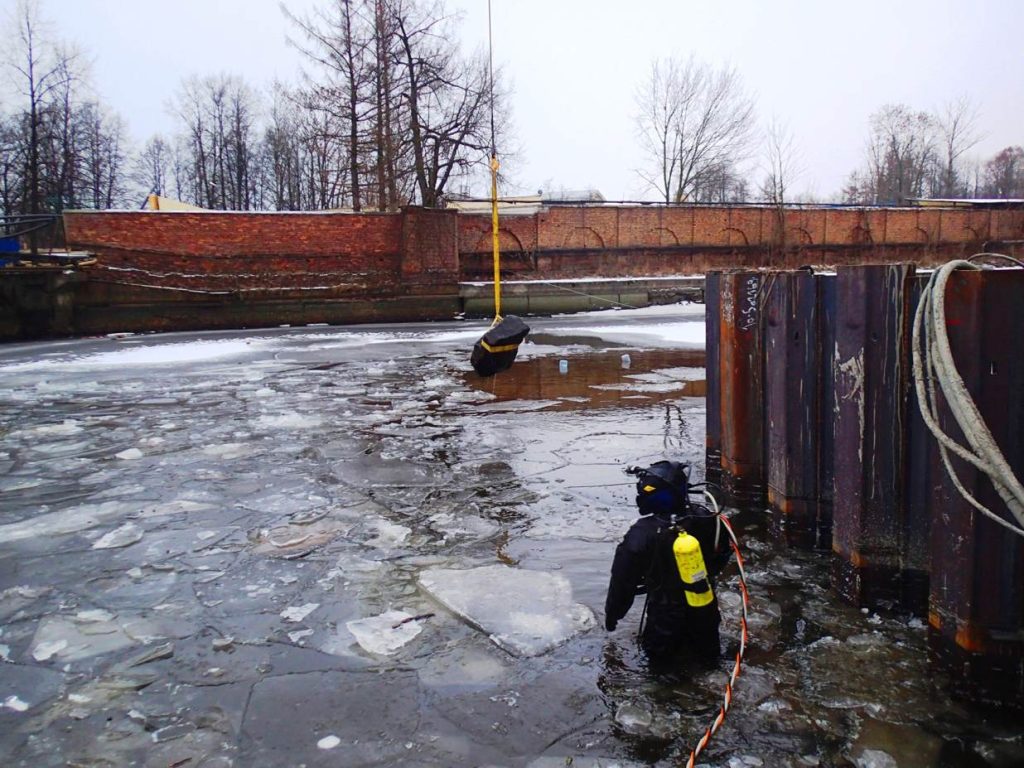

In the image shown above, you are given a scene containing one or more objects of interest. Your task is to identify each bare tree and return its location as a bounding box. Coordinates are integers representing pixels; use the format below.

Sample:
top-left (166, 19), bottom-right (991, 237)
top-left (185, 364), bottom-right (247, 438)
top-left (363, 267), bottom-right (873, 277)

top-left (4, 0), bottom-right (80, 218)
top-left (982, 146), bottom-right (1024, 198)
top-left (760, 118), bottom-right (802, 247)
top-left (760, 118), bottom-right (801, 206)
top-left (286, 0), bottom-right (375, 211)
top-left (171, 74), bottom-right (261, 209)
top-left (935, 95), bottom-right (981, 197)
top-left (78, 102), bottom-right (127, 208)
top-left (392, 1), bottom-right (495, 208)
top-left (865, 104), bottom-right (937, 204)
top-left (635, 56), bottom-right (756, 203)
top-left (134, 134), bottom-right (171, 199)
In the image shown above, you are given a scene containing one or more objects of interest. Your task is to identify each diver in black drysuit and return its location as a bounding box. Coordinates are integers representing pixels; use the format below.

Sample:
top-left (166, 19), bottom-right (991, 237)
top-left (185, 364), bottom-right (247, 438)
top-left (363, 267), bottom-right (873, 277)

top-left (604, 461), bottom-right (730, 664)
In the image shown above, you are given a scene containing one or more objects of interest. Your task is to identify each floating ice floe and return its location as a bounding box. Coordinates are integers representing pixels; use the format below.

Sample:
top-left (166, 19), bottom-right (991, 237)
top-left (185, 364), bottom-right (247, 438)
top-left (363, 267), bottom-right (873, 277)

top-left (280, 603), bottom-right (319, 623)
top-left (92, 522), bottom-right (144, 549)
top-left (4, 695), bottom-right (29, 712)
top-left (417, 564), bottom-right (595, 657)
top-left (29, 613), bottom-right (168, 662)
top-left (346, 610), bottom-right (424, 656)
top-left (364, 519), bottom-right (411, 550)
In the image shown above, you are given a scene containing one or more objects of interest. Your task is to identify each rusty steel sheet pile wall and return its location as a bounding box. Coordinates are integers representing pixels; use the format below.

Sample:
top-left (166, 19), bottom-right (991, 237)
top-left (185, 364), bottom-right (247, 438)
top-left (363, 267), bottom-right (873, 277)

top-left (704, 272), bottom-right (722, 488)
top-left (458, 205), bottom-right (1024, 280)
top-left (707, 262), bottom-right (1024, 707)
top-left (926, 269), bottom-right (1024, 706)
top-left (832, 264), bottom-right (917, 608)
top-left (764, 271), bottom-right (835, 549)
top-left (717, 270), bottom-right (766, 507)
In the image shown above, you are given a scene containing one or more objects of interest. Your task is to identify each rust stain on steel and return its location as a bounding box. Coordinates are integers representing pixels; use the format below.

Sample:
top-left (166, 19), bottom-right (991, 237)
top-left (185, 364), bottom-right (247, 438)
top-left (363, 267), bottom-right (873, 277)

top-left (719, 270), bottom-right (766, 508)
top-left (704, 271), bottom-right (722, 487)
top-left (927, 268), bottom-right (1024, 706)
top-left (901, 272), bottom-right (937, 616)
top-left (831, 263), bottom-right (916, 608)
top-left (816, 274), bottom-right (838, 546)
top-left (765, 270), bottom-right (828, 548)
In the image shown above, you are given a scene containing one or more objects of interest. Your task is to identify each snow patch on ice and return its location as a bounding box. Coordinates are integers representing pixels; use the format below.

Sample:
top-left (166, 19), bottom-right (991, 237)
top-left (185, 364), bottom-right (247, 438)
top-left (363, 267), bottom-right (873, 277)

top-left (318, 735), bottom-right (341, 750)
top-left (418, 564), bottom-right (595, 657)
top-left (0, 339), bottom-right (259, 371)
top-left (201, 443), bottom-right (252, 459)
top-left (257, 413), bottom-right (323, 430)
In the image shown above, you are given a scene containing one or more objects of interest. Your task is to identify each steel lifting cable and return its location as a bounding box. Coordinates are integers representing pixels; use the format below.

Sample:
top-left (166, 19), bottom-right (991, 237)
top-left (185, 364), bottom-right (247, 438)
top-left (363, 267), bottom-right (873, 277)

top-left (684, 491), bottom-right (750, 768)
top-left (911, 256), bottom-right (1024, 540)
top-left (487, 0), bottom-right (502, 323)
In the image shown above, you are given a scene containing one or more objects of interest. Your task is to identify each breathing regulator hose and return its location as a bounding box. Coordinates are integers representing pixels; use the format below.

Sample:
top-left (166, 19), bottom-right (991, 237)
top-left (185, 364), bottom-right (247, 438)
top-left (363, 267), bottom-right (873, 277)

top-left (911, 256), bottom-right (1024, 539)
top-left (684, 491), bottom-right (750, 768)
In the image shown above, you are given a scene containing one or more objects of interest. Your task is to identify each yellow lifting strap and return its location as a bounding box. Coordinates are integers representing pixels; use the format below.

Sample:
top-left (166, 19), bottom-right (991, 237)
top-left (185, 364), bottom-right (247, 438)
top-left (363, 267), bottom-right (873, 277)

top-left (490, 152), bottom-right (502, 322)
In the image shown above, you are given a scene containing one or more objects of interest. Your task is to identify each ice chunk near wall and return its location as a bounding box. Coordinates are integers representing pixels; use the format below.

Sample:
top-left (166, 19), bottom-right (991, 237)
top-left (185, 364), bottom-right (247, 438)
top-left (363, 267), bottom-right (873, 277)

top-left (417, 564), bottom-right (595, 657)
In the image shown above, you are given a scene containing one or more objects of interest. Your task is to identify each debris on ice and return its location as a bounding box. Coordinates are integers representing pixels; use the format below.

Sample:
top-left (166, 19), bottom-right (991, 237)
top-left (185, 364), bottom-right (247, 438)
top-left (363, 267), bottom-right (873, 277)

top-left (417, 564), bottom-right (595, 657)
top-left (115, 448), bottom-right (143, 460)
top-left (346, 610), bottom-right (424, 656)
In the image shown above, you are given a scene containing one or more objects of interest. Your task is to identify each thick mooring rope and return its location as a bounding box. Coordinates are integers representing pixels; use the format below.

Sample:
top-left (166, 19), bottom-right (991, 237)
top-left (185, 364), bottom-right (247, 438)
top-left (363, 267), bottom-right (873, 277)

top-left (911, 256), bottom-right (1024, 539)
top-left (685, 492), bottom-right (750, 768)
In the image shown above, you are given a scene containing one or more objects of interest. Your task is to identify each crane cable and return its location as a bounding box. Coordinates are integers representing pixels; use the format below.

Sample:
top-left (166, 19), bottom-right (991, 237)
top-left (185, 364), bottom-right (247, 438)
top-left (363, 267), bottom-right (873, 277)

top-left (911, 255), bottom-right (1024, 540)
top-left (487, 0), bottom-right (502, 323)
top-left (685, 491), bottom-right (750, 768)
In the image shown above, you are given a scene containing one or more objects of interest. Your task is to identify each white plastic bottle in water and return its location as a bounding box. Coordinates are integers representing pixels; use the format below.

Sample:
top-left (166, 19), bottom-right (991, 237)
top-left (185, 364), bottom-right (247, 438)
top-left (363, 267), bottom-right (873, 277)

top-left (621, 354), bottom-right (631, 369)
top-left (558, 359), bottom-right (568, 374)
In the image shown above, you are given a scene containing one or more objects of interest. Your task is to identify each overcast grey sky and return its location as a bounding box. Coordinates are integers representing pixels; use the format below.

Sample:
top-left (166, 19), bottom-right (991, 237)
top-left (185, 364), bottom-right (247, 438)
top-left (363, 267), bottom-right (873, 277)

top-left (5, 0), bottom-right (1023, 201)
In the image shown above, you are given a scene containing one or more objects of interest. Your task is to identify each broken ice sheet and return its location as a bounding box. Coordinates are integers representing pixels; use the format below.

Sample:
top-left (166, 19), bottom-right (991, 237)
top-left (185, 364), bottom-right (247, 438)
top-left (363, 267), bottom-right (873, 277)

top-left (280, 603), bottom-right (319, 623)
top-left (417, 564), bottom-right (595, 657)
top-left (346, 610), bottom-right (423, 656)
top-left (29, 614), bottom-right (170, 662)
top-left (92, 522), bottom-right (144, 549)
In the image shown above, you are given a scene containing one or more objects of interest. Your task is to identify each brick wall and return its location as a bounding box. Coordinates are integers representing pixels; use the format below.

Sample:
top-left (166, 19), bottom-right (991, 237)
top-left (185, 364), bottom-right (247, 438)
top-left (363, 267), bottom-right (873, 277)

top-left (458, 205), bottom-right (1024, 279)
top-left (65, 204), bottom-right (1024, 294)
top-left (64, 209), bottom-right (460, 298)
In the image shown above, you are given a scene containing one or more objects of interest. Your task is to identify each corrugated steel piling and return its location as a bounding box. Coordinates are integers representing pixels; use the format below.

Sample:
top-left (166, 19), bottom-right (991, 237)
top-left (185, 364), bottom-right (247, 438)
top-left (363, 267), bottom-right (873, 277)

top-left (831, 264), bottom-right (915, 607)
top-left (817, 274), bottom-right (838, 548)
top-left (705, 271), bottom-right (722, 488)
top-left (704, 260), bottom-right (1024, 708)
top-left (718, 270), bottom-right (767, 508)
top-left (902, 273), bottom-right (936, 616)
top-left (925, 267), bottom-right (1024, 706)
top-left (764, 270), bottom-right (832, 548)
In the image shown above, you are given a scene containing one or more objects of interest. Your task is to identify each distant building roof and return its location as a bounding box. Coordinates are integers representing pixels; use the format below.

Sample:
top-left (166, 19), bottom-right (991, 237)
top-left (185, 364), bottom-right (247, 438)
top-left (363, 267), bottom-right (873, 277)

top-left (543, 189), bottom-right (606, 203)
top-left (908, 198), bottom-right (1024, 209)
top-left (445, 194), bottom-right (544, 216)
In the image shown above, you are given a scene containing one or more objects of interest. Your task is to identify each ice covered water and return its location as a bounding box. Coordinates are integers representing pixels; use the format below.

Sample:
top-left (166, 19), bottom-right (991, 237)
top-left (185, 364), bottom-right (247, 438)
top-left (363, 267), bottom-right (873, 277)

top-left (1, 312), bottom-right (1022, 768)
top-left (418, 564), bottom-right (596, 657)
top-left (347, 610), bottom-right (424, 656)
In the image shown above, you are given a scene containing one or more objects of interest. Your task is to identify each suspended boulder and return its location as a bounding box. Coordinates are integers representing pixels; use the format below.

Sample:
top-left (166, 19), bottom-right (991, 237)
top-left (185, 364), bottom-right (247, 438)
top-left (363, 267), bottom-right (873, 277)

top-left (471, 315), bottom-right (530, 377)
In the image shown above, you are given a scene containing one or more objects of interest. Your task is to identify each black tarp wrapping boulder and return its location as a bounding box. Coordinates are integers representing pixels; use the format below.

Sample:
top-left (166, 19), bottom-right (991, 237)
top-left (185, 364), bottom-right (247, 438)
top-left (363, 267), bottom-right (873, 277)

top-left (471, 315), bottom-right (531, 376)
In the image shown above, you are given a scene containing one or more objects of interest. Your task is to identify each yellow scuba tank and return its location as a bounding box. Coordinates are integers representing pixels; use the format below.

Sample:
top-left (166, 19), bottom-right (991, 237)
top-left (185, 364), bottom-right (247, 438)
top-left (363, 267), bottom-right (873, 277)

top-left (673, 531), bottom-right (714, 607)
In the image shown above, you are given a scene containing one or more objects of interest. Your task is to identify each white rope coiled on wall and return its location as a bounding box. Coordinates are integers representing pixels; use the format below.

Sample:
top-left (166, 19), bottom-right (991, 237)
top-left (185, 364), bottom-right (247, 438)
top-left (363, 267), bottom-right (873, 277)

top-left (911, 256), bottom-right (1024, 539)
